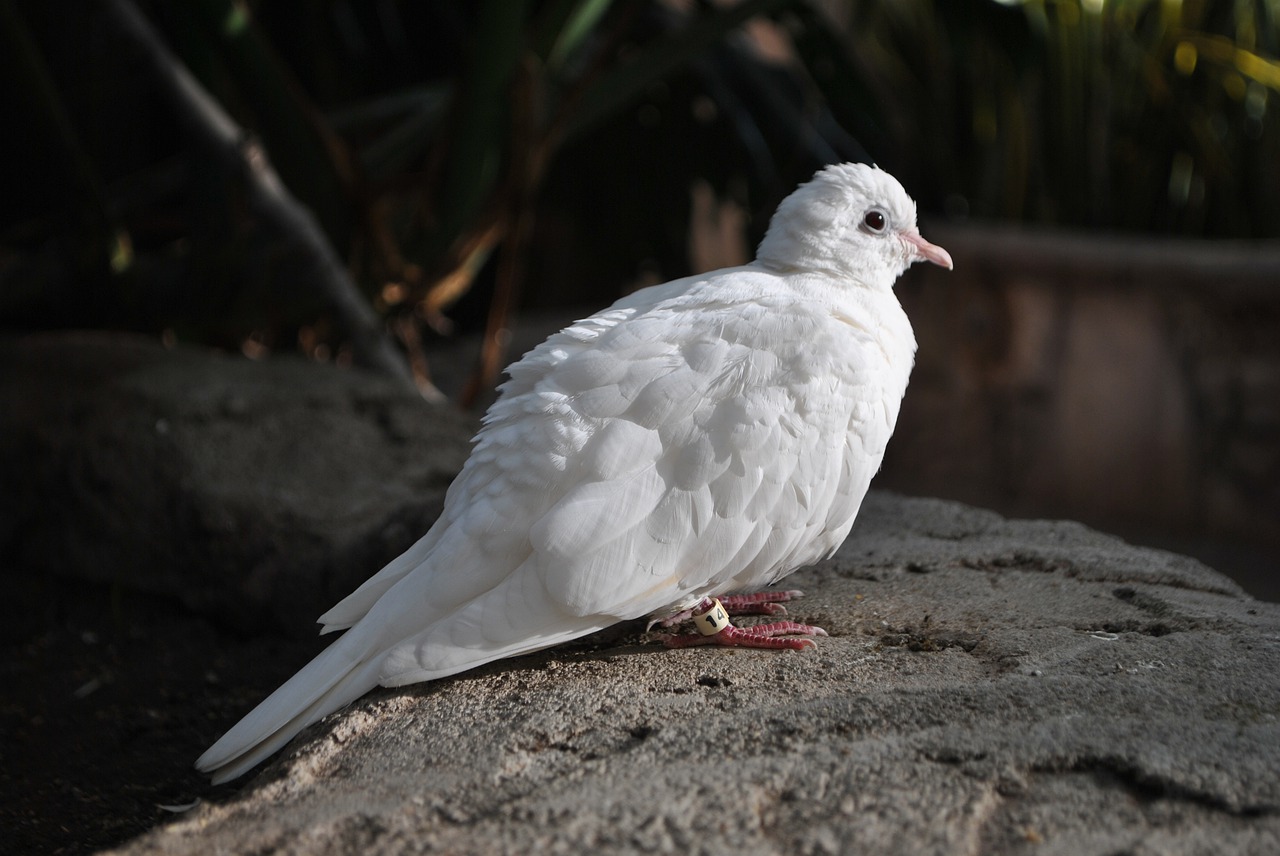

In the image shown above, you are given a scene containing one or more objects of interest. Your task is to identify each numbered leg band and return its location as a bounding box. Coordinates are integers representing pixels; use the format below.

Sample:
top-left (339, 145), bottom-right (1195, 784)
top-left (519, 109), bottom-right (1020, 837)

top-left (693, 598), bottom-right (731, 636)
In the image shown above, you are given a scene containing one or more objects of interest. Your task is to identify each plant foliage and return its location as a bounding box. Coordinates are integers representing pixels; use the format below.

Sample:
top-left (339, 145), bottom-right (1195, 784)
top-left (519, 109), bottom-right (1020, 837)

top-left (2, 0), bottom-right (1276, 391)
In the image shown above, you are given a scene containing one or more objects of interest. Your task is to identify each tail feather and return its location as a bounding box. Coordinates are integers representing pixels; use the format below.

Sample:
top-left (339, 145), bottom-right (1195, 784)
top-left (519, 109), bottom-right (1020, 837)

top-left (196, 635), bottom-right (382, 783)
top-left (317, 530), bottom-right (444, 633)
top-left (197, 573), bottom-right (629, 783)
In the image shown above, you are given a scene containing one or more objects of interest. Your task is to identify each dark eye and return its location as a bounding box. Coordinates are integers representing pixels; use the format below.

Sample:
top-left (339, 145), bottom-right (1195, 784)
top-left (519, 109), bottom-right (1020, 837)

top-left (862, 209), bottom-right (888, 233)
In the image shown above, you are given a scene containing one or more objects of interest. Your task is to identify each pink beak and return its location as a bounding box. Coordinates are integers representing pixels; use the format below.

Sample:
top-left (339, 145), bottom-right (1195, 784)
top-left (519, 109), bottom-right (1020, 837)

top-left (902, 230), bottom-right (953, 270)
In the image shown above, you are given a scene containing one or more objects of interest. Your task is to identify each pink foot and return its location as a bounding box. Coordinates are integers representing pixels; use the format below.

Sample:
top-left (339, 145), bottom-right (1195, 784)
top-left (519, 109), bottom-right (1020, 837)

top-left (660, 596), bottom-right (826, 650)
top-left (656, 590), bottom-right (805, 627)
top-left (719, 589), bottom-right (806, 616)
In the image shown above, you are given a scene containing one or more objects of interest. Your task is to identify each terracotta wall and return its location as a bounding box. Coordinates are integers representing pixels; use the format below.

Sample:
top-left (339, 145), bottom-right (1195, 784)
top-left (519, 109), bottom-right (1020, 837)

top-left (880, 225), bottom-right (1280, 595)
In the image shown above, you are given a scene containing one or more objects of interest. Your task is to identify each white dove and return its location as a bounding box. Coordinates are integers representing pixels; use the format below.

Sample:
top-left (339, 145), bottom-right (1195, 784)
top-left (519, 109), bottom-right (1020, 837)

top-left (197, 163), bottom-right (952, 783)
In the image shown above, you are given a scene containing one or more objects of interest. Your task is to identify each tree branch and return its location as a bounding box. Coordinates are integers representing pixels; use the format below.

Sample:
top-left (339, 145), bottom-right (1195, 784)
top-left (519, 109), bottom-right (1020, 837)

top-left (102, 0), bottom-right (423, 393)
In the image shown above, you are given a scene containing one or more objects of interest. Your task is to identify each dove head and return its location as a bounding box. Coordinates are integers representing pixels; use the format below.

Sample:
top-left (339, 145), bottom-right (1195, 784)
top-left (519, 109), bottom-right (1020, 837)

top-left (756, 163), bottom-right (952, 287)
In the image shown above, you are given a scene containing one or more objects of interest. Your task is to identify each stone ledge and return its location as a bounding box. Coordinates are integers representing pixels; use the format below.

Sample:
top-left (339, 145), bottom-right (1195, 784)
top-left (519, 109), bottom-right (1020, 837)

top-left (114, 493), bottom-right (1279, 855)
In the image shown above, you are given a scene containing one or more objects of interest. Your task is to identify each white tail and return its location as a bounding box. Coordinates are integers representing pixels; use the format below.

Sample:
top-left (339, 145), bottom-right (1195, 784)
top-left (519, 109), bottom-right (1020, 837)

top-left (196, 632), bottom-right (383, 784)
top-left (196, 575), bottom-right (616, 783)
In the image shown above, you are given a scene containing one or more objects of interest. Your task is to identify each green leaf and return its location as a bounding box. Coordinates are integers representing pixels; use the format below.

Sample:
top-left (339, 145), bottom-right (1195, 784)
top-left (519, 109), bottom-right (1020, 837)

top-left (565, 0), bottom-right (797, 141)
top-left (546, 0), bottom-right (615, 70)
top-left (326, 85), bottom-right (451, 135)
top-left (429, 0), bottom-right (532, 258)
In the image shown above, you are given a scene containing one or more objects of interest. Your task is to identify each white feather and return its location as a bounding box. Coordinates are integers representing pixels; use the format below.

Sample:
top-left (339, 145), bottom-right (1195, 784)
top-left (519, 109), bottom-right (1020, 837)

top-left (198, 163), bottom-right (949, 782)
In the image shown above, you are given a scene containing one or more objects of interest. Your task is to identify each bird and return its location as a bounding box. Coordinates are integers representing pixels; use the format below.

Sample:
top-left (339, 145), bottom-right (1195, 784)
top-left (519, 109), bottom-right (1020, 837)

top-left (197, 162), bottom-right (952, 784)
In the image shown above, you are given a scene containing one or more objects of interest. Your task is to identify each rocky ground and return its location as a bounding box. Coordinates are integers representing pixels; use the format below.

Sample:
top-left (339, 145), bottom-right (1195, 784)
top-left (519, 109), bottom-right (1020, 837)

top-left (3, 333), bottom-right (1278, 855)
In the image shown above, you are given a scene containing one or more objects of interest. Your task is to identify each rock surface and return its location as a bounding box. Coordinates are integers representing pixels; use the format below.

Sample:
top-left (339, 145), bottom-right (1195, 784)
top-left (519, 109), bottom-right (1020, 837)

top-left (113, 497), bottom-right (1280, 855)
top-left (0, 332), bottom-right (474, 636)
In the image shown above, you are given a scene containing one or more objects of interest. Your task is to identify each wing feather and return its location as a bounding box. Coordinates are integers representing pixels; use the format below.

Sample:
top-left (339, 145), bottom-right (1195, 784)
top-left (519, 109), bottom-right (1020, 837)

top-left (330, 267), bottom-right (902, 667)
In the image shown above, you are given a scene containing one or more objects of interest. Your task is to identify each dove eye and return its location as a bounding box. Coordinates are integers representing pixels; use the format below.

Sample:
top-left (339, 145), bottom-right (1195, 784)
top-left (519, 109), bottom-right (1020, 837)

top-left (862, 209), bottom-right (888, 234)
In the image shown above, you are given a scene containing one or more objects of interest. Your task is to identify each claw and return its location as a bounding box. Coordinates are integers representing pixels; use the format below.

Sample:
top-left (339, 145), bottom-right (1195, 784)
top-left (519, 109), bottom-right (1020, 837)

top-left (718, 589), bottom-right (805, 616)
top-left (663, 621), bottom-right (826, 650)
top-left (658, 595), bottom-right (826, 650)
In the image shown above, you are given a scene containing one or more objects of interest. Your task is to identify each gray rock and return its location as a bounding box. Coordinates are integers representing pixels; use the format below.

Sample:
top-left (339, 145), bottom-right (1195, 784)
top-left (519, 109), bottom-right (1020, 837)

top-left (111, 494), bottom-right (1280, 855)
top-left (1, 332), bottom-right (474, 635)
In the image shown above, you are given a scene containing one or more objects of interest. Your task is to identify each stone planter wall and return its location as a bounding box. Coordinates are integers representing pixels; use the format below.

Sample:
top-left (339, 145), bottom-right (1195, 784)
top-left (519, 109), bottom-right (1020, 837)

top-left (881, 224), bottom-right (1280, 597)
